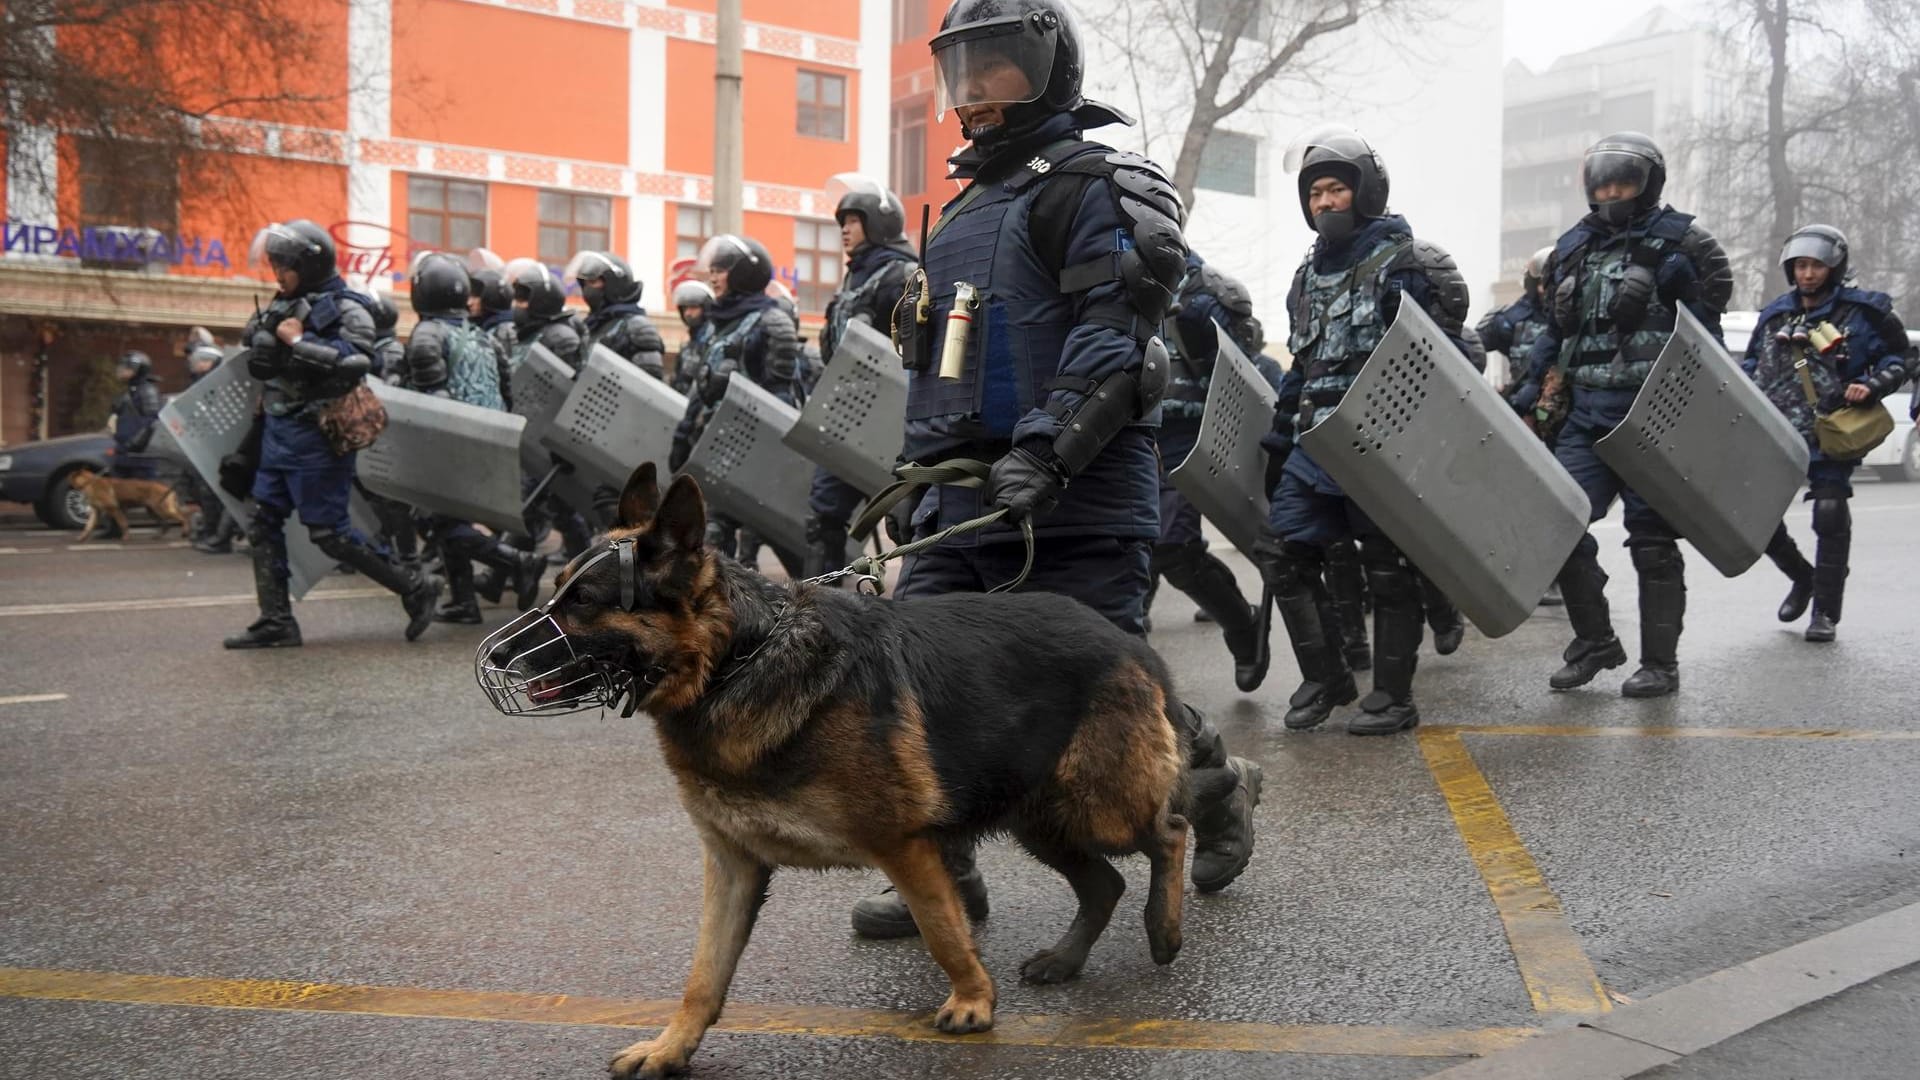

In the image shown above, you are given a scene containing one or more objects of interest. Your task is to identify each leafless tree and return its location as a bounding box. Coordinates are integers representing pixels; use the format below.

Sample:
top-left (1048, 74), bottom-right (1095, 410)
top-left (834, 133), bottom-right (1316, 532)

top-left (1079, 0), bottom-right (1443, 211)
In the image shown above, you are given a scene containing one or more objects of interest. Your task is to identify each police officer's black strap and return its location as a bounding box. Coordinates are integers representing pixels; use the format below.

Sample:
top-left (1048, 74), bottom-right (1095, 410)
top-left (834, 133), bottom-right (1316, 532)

top-left (834, 458), bottom-right (1033, 594)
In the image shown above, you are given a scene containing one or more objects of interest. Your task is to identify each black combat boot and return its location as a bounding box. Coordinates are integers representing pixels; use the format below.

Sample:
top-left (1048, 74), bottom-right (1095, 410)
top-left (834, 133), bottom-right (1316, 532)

top-left (224, 533), bottom-right (301, 649)
top-left (851, 840), bottom-right (990, 939)
top-left (1807, 531), bottom-right (1848, 643)
top-left (1161, 542), bottom-right (1269, 691)
top-left (1621, 544), bottom-right (1685, 698)
top-left (1350, 556), bottom-right (1421, 736)
top-left (477, 540), bottom-right (546, 612)
top-left (317, 532), bottom-right (442, 642)
top-left (1765, 523), bottom-right (1813, 623)
top-left (1325, 540), bottom-right (1372, 671)
top-left (1550, 535), bottom-right (1628, 689)
top-left (804, 517), bottom-right (849, 580)
top-left (1176, 702), bottom-right (1261, 892)
top-left (1420, 573), bottom-right (1465, 656)
top-left (1278, 585), bottom-right (1357, 729)
top-left (435, 557), bottom-right (484, 624)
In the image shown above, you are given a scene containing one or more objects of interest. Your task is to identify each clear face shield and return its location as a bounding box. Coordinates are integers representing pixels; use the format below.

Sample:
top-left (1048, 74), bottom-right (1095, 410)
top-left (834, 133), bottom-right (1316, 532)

top-left (1281, 123), bottom-right (1369, 175)
top-left (464, 247), bottom-right (505, 276)
top-left (931, 15), bottom-right (1055, 120)
top-left (561, 251), bottom-right (614, 291)
top-left (475, 542), bottom-right (645, 717)
top-left (694, 234), bottom-right (753, 293)
top-left (248, 223), bottom-right (310, 283)
top-left (1581, 150), bottom-right (1650, 207)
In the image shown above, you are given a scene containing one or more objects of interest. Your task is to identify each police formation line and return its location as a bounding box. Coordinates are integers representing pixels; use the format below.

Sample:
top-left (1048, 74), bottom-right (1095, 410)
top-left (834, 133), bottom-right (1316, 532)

top-left (141, 0), bottom-right (1915, 936)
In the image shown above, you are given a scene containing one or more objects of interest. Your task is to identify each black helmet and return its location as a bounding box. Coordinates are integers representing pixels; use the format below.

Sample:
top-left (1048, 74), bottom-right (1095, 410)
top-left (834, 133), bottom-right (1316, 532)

top-left (827, 173), bottom-right (907, 247)
top-left (931, 0), bottom-right (1084, 143)
top-left (117, 350), bottom-right (152, 378)
top-left (250, 219), bottom-right (337, 293)
top-left (1286, 125), bottom-right (1389, 236)
top-left (409, 252), bottom-right (471, 318)
top-left (1582, 132), bottom-right (1666, 225)
top-left (1780, 224), bottom-right (1850, 290)
top-left (506, 257), bottom-right (567, 320)
top-left (564, 251), bottom-right (642, 313)
top-left (695, 234), bottom-right (774, 296)
top-left (1523, 245), bottom-right (1554, 299)
top-left (470, 268), bottom-right (512, 314)
top-left (369, 294), bottom-right (400, 334)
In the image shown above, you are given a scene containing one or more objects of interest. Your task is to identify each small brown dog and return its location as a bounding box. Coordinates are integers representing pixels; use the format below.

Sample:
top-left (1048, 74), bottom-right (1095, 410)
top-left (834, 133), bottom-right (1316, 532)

top-left (71, 468), bottom-right (192, 541)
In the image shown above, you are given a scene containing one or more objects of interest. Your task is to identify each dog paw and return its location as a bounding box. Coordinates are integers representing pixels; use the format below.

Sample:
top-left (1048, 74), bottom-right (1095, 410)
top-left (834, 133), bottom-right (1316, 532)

top-left (1018, 947), bottom-right (1087, 985)
top-left (933, 992), bottom-right (994, 1034)
top-left (609, 1038), bottom-right (691, 1079)
top-left (1148, 926), bottom-right (1183, 966)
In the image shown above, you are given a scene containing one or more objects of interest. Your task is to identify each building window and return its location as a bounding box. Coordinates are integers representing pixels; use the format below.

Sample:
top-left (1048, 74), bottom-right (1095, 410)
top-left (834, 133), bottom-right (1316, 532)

top-left (675, 205), bottom-right (715, 264)
top-left (1195, 130), bottom-right (1259, 197)
top-left (538, 190), bottom-right (612, 265)
top-left (793, 218), bottom-right (842, 314)
top-left (890, 99), bottom-right (927, 197)
top-left (407, 176), bottom-right (487, 254)
top-left (797, 70), bottom-right (848, 141)
top-left (892, 0), bottom-right (927, 43)
top-left (77, 138), bottom-right (178, 268)
top-left (1599, 91), bottom-right (1655, 135)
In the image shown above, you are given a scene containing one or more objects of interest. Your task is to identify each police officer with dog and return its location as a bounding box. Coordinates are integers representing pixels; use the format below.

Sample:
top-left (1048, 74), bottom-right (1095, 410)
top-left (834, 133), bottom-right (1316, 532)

top-left (223, 220), bottom-right (442, 649)
top-left (802, 175), bottom-right (920, 578)
top-left (1255, 126), bottom-right (1474, 737)
top-left (849, 0), bottom-right (1260, 940)
top-left (1510, 133), bottom-right (1732, 698)
top-left (1744, 224), bottom-right (1913, 642)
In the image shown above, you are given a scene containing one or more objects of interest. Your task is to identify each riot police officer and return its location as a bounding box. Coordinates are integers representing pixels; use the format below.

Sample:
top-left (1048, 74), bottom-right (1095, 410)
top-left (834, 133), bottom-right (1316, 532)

top-left (107, 350), bottom-right (162, 485)
top-left (505, 258), bottom-right (583, 369)
top-left (849, 0), bottom-right (1260, 940)
top-left (669, 234), bottom-right (804, 571)
top-left (396, 252), bottom-right (544, 623)
top-left (1511, 133), bottom-right (1732, 697)
top-left (465, 248), bottom-right (517, 361)
top-left (670, 279), bottom-right (715, 394)
top-left (1153, 250), bottom-right (1266, 691)
top-left (568, 251), bottom-right (666, 379)
top-left (803, 174), bottom-right (920, 577)
top-left (1480, 247), bottom-right (1554, 394)
top-left (184, 341), bottom-right (244, 554)
top-left (1254, 126), bottom-right (1474, 736)
top-left (223, 220), bottom-right (442, 649)
top-left (1745, 225), bottom-right (1912, 642)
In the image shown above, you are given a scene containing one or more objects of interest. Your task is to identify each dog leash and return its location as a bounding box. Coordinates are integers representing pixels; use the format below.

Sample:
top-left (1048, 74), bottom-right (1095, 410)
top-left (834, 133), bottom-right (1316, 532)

top-left (803, 458), bottom-right (1035, 595)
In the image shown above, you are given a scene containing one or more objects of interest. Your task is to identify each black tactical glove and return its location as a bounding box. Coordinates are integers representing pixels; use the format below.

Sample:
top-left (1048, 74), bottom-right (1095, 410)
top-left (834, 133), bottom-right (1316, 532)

top-left (1510, 381), bottom-right (1542, 413)
top-left (668, 438), bottom-right (691, 473)
top-left (986, 447), bottom-right (1063, 523)
top-left (1610, 263), bottom-right (1658, 332)
top-left (700, 360), bottom-right (737, 405)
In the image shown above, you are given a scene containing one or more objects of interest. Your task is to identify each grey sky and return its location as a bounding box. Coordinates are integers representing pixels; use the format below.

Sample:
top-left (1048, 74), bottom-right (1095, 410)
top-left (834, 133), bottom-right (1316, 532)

top-left (1504, 0), bottom-right (1706, 70)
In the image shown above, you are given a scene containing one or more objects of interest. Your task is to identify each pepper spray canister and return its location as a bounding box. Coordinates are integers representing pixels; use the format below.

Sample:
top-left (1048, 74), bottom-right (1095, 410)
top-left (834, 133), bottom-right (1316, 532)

top-left (939, 281), bottom-right (982, 381)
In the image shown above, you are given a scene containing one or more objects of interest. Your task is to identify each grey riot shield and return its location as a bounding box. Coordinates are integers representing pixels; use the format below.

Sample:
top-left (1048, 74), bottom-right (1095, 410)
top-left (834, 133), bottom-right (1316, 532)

top-left (510, 343), bottom-right (574, 477)
top-left (1299, 301), bottom-right (1590, 639)
top-left (155, 356), bottom-right (377, 600)
top-left (1167, 325), bottom-right (1277, 559)
top-left (1594, 305), bottom-right (1809, 577)
top-left (679, 376), bottom-right (812, 556)
top-left (356, 382), bottom-right (527, 533)
top-left (782, 318), bottom-right (906, 495)
top-left (541, 344), bottom-right (688, 501)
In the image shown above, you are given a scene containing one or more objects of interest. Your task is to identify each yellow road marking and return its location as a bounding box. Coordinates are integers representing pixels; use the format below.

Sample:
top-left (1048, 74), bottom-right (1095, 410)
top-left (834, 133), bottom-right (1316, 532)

top-left (0, 966), bottom-right (1534, 1058)
top-left (1418, 728), bottom-right (1611, 1017)
top-left (1443, 725), bottom-right (1920, 742)
top-left (0, 693), bottom-right (68, 706)
top-left (0, 589), bottom-right (387, 618)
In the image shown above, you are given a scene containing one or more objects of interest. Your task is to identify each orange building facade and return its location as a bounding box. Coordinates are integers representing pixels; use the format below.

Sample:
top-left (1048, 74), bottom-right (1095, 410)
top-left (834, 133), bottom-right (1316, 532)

top-left (0, 0), bottom-right (896, 444)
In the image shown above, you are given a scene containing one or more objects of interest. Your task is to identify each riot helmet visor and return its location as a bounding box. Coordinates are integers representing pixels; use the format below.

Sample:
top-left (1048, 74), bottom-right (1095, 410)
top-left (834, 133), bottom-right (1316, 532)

top-left (249, 223), bottom-right (316, 275)
top-left (932, 15), bottom-right (1055, 119)
top-left (1780, 230), bottom-right (1844, 270)
top-left (561, 250), bottom-right (616, 290)
top-left (1582, 150), bottom-right (1651, 205)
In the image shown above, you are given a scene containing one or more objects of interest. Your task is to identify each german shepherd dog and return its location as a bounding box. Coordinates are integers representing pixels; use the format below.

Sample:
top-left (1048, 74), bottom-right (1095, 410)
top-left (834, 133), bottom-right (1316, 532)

top-left (488, 464), bottom-right (1194, 1078)
top-left (71, 468), bottom-right (192, 541)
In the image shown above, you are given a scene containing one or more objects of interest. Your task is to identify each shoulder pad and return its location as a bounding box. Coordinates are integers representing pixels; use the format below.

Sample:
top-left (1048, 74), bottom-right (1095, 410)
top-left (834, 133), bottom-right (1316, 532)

top-left (1198, 263), bottom-right (1254, 317)
top-left (1837, 286), bottom-right (1895, 315)
top-left (1386, 238), bottom-right (1471, 334)
top-left (1648, 209), bottom-right (1696, 242)
top-left (1058, 149), bottom-right (1186, 226)
top-left (1676, 219), bottom-right (1733, 311)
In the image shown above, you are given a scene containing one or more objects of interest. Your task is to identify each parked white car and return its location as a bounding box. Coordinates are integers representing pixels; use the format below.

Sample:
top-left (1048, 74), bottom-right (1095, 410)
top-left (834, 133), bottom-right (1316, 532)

top-left (1722, 311), bottom-right (1919, 482)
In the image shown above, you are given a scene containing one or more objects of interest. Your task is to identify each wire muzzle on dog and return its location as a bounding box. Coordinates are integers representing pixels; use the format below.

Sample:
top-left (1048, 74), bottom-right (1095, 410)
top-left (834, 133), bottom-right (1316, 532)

top-left (474, 542), bottom-right (655, 717)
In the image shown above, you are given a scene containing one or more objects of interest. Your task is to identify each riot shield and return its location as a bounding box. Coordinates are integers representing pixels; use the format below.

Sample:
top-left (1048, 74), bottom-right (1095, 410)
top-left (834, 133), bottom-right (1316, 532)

top-left (782, 319), bottom-right (906, 495)
top-left (155, 356), bottom-right (377, 600)
top-left (510, 343), bottom-right (574, 477)
top-left (356, 382), bottom-right (527, 533)
top-left (1168, 326), bottom-right (1277, 559)
top-left (1594, 305), bottom-right (1809, 576)
top-left (541, 345), bottom-right (688, 502)
top-left (679, 376), bottom-right (812, 557)
top-left (1299, 302), bottom-right (1590, 639)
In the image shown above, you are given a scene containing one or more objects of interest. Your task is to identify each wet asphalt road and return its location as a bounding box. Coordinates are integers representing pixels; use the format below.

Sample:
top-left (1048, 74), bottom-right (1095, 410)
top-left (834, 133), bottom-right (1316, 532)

top-left (1, 480), bottom-right (1917, 1079)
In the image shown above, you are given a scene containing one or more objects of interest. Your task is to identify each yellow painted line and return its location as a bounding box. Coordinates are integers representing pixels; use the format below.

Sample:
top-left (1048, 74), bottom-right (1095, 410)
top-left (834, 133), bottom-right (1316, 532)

top-left (0, 693), bottom-right (68, 706)
top-left (1418, 728), bottom-right (1611, 1017)
top-left (0, 588), bottom-right (387, 618)
top-left (0, 966), bottom-right (1535, 1059)
top-left (1443, 725), bottom-right (1920, 742)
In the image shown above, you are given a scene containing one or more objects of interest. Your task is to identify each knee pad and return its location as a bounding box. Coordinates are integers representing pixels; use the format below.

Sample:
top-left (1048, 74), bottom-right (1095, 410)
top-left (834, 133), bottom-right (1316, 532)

top-left (1358, 539), bottom-right (1417, 607)
top-left (1629, 541), bottom-right (1683, 575)
top-left (245, 513), bottom-right (283, 550)
top-left (1151, 540), bottom-right (1207, 582)
top-left (1812, 497), bottom-right (1851, 538)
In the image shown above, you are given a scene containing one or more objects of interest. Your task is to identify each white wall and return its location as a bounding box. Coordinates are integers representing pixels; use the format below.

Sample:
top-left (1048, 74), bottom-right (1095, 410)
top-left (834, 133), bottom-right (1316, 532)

top-left (1079, 0), bottom-right (1506, 343)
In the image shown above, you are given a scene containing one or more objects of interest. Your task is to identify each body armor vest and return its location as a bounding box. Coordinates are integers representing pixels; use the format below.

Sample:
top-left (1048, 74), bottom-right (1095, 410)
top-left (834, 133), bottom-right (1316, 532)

top-left (1288, 233), bottom-right (1406, 425)
top-left (821, 259), bottom-right (904, 365)
top-left (1749, 297), bottom-right (1874, 450)
top-left (904, 141), bottom-right (1101, 452)
top-left (1557, 212), bottom-right (1693, 390)
top-left (1505, 305), bottom-right (1548, 369)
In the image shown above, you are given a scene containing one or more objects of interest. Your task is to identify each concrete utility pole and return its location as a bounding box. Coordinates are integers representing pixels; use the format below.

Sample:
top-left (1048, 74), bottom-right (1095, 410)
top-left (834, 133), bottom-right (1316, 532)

top-left (714, 0), bottom-right (744, 236)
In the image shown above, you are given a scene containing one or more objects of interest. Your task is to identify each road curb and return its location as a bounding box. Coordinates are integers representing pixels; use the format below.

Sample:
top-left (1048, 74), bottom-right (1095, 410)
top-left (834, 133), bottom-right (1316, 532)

top-left (1423, 900), bottom-right (1920, 1079)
